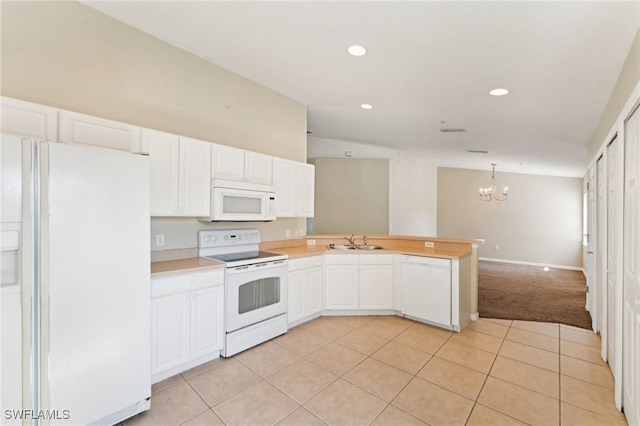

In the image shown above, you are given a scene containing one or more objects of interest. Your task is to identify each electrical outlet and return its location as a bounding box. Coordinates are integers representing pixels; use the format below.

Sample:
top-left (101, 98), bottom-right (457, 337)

top-left (285, 229), bottom-right (291, 238)
top-left (155, 234), bottom-right (165, 247)
top-left (424, 241), bottom-right (435, 248)
top-left (307, 239), bottom-right (316, 246)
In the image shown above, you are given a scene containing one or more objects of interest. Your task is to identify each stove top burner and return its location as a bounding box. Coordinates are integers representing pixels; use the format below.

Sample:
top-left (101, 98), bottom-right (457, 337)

top-left (205, 250), bottom-right (283, 263)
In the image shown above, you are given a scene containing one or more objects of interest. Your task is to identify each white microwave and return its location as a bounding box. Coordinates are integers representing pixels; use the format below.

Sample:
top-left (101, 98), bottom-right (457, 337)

top-left (199, 179), bottom-right (276, 222)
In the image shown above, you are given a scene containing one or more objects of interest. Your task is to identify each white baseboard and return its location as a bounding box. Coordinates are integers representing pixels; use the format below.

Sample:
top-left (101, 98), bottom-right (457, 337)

top-left (470, 312), bottom-right (479, 321)
top-left (479, 257), bottom-right (583, 271)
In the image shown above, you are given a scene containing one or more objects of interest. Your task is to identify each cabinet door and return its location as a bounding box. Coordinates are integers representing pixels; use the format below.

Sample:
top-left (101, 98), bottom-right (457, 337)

top-left (275, 159), bottom-right (296, 217)
top-left (59, 110), bottom-right (141, 152)
top-left (143, 129), bottom-right (180, 215)
top-left (288, 270), bottom-right (306, 324)
top-left (190, 286), bottom-right (224, 359)
top-left (245, 151), bottom-right (273, 185)
top-left (296, 163), bottom-right (315, 217)
top-left (179, 137), bottom-right (211, 216)
top-left (306, 267), bottom-right (324, 314)
top-left (360, 265), bottom-right (393, 309)
top-left (151, 293), bottom-right (190, 375)
top-left (325, 265), bottom-right (359, 309)
top-left (211, 144), bottom-right (244, 181)
top-left (1, 97), bottom-right (58, 140)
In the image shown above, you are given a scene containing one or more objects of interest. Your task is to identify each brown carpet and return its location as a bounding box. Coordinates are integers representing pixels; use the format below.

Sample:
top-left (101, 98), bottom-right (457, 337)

top-left (478, 260), bottom-right (593, 330)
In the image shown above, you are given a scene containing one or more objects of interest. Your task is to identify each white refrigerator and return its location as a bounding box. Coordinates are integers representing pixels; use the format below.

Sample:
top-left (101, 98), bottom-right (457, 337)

top-left (1, 133), bottom-right (151, 425)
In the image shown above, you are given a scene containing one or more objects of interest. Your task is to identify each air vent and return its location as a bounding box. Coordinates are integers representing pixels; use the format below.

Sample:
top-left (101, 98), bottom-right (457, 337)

top-left (466, 149), bottom-right (489, 154)
top-left (440, 128), bottom-right (467, 133)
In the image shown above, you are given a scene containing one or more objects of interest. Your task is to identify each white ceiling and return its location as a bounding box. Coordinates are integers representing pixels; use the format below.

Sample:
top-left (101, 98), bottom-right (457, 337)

top-left (84, 1), bottom-right (639, 177)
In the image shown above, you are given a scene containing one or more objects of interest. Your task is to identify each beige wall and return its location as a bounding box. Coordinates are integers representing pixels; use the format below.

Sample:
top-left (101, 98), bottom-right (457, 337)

top-left (437, 167), bottom-right (583, 268)
top-left (389, 153), bottom-right (438, 236)
top-left (1, 1), bottom-right (307, 248)
top-left (310, 158), bottom-right (389, 235)
top-left (589, 29), bottom-right (640, 156)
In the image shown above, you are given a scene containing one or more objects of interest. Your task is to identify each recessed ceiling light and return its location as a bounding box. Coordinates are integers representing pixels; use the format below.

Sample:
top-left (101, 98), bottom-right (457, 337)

top-left (489, 88), bottom-right (509, 96)
top-left (360, 104), bottom-right (373, 110)
top-left (347, 45), bottom-right (367, 57)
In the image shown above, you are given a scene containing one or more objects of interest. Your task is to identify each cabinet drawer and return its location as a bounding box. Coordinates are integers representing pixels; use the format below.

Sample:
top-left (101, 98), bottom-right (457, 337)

top-left (289, 255), bottom-right (323, 271)
top-left (359, 254), bottom-right (393, 265)
top-left (152, 269), bottom-right (224, 298)
top-left (324, 253), bottom-right (359, 265)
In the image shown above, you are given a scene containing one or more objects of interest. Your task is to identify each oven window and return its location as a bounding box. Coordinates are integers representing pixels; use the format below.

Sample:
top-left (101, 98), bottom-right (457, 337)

top-left (238, 277), bottom-right (281, 314)
top-left (223, 195), bottom-right (262, 214)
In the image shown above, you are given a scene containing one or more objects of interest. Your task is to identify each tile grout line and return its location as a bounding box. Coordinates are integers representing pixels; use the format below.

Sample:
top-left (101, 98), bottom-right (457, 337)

top-left (463, 319), bottom-right (512, 425)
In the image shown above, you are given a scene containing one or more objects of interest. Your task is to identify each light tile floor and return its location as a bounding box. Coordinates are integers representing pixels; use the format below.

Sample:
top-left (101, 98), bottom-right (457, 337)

top-left (125, 316), bottom-right (628, 426)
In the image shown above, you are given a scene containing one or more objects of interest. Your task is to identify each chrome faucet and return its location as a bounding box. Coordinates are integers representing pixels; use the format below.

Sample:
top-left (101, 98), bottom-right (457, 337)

top-left (344, 234), bottom-right (356, 246)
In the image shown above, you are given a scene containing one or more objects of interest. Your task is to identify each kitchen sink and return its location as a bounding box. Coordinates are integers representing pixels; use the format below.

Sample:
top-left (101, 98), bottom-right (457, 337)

top-left (327, 244), bottom-right (384, 250)
top-left (328, 244), bottom-right (356, 250)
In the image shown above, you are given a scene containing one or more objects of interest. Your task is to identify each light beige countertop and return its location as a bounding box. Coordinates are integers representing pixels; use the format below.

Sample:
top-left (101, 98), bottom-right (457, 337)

top-left (151, 257), bottom-right (224, 278)
top-left (150, 234), bottom-right (481, 275)
top-left (270, 245), bottom-right (471, 260)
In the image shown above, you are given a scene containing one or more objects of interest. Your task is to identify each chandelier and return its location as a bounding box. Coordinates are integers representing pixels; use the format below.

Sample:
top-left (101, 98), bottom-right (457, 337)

top-left (479, 163), bottom-right (508, 201)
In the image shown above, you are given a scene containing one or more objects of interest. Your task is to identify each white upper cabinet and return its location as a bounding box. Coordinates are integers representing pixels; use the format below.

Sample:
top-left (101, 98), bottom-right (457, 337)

top-left (142, 130), bottom-right (211, 216)
top-left (211, 144), bottom-right (245, 181)
top-left (211, 144), bottom-right (274, 185)
top-left (1, 97), bottom-right (58, 141)
top-left (244, 151), bottom-right (274, 185)
top-left (179, 137), bottom-right (212, 216)
top-left (274, 158), bottom-right (315, 217)
top-left (59, 110), bottom-right (142, 152)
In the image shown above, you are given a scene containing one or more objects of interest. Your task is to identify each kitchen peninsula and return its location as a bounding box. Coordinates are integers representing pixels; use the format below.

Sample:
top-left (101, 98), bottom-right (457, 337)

top-left (261, 234), bottom-right (483, 332)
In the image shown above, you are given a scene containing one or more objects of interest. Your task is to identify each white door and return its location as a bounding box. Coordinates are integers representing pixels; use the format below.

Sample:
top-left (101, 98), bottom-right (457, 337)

top-left (596, 155), bottom-right (606, 335)
top-left (190, 286), bottom-right (224, 359)
top-left (325, 266), bottom-right (359, 309)
top-left (306, 267), bottom-right (324, 315)
top-left (586, 166), bottom-right (596, 319)
top-left (606, 136), bottom-right (622, 389)
top-left (288, 270), bottom-right (306, 324)
top-left (244, 151), bottom-right (273, 185)
top-left (58, 110), bottom-right (141, 152)
top-left (143, 129), bottom-right (180, 215)
top-left (360, 265), bottom-right (393, 309)
top-left (179, 137), bottom-right (211, 216)
top-left (1, 97), bottom-right (58, 140)
top-left (296, 163), bottom-right (315, 218)
top-left (275, 159), bottom-right (296, 217)
top-left (211, 144), bottom-right (244, 181)
top-left (151, 293), bottom-right (190, 374)
top-left (622, 104), bottom-right (639, 426)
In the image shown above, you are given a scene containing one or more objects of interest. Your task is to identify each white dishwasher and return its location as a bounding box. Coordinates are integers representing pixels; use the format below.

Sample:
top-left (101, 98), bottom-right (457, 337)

top-left (400, 255), bottom-right (452, 327)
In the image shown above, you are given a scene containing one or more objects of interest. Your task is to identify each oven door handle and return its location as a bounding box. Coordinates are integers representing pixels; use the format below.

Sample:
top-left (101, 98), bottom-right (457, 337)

top-left (227, 261), bottom-right (287, 274)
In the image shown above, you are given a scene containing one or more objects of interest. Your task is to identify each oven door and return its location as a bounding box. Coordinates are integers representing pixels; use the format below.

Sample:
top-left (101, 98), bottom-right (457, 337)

top-left (226, 261), bottom-right (288, 332)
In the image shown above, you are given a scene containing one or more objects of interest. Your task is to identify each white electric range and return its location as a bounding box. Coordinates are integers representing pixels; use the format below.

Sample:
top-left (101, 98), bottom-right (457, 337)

top-left (199, 229), bottom-right (288, 357)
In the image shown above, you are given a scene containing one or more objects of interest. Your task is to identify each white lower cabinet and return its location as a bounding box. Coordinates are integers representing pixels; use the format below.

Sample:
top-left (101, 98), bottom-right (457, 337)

top-left (325, 265), bottom-right (360, 309)
top-left (151, 269), bottom-right (224, 383)
top-left (324, 254), bottom-right (393, 311)
top-left (360, 264), bottom-right (393, 309)
top-left (288, 256), bottom-right (323, 326)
